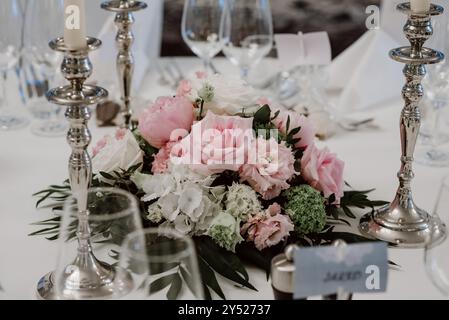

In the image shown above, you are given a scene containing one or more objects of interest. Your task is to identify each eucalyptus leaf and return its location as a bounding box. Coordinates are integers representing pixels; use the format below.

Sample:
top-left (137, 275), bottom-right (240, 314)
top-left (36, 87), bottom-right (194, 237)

top-left (149, 273), bottom-right (177, 295)
top-left (167, 273), bottom-right (182, 300)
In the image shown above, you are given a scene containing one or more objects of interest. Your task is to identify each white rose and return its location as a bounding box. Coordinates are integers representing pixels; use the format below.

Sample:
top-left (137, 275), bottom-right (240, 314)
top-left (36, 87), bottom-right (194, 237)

top-left (92, 129), bottom-right (143, 176)
top-left (188, 74), bottom-right (259, 115)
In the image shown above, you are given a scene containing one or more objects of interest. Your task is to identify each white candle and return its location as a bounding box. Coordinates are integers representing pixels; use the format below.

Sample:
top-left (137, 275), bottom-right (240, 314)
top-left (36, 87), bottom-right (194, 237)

top-left (410, 0), bottom-right (431, 13)
top-left (64, 0), bottom-right (87, 50)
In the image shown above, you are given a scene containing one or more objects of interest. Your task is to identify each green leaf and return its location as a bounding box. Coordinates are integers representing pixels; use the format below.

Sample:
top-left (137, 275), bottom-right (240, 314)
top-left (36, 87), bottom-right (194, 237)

top-left (99, 171), bottom-right (116, 180)
top-left (179, 266), bottom-right (195, 294)
top-left (288, 126), bottom-right (301, 136)
top-left (196, 238), bottom-right (257, 291)
top-left (271, 110), bottom-right (280, 121)
top-left (254, 104), bottom-right (271, 124)
top-left (167, 273), bottom-right (182, 300)
top-left (198, 256), bottom-right (226, 300)
top-left (235, 243), bottom-right (272, 279)
top-left (149, 273), bottom-right (177, 294)
top-left (286, 115), bottom-right (291, 133)
top-left (342, 206), bottom-right (356, 219)
top-left (202, 284), bottom-right (212, 300)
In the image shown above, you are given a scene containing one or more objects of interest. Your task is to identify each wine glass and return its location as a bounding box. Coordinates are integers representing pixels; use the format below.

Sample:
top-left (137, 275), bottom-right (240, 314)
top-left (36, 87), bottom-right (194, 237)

top-left (124, 228), bottom-right (204, 300)
top-left (53, 188), bottom-right (144, 300)
top-left (424, 176), bottom-right (449, 299)
top-left (416, 12), bottom-right (449, 167)
top-left (0, 0), bottom-right (29, 131)
top-left (23, 0), bottom-right (66, 137)
top-left (221, 0), bottom-right (274, 82)
top-left (181, 0), bottom-right (226, 73)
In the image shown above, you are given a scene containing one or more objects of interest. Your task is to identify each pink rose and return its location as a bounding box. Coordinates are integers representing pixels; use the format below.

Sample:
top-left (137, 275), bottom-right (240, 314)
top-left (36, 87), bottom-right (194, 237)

top-left (172, 112), bottom-right (254, 174)
top-left (241, 211), bottom-right (294, 251)
top-left (115, 128), bottom-right (127, 140)
top-left (273, 110), bottom-right (316, 149)
top-left (176, 80), bottom-right (192, 97)
top-left (92, 136), bottom-right (110, 158)
top-left (195, 71), bottom-right (207, 79)
top-left (138, 96), bottom-right (194, 149)
top-left (240, 137), bottom-right (297, 200)
top-left (301, 144), bottom-right (345, 204)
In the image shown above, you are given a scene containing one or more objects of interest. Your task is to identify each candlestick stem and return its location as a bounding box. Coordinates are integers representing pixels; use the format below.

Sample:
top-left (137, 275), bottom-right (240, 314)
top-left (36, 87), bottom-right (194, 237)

top-left (359, 3), bottom-right (446, 247)
top-left (101, 0), bottom-right (148, 130)
top-left (35, 38), bottom-right (131, 300)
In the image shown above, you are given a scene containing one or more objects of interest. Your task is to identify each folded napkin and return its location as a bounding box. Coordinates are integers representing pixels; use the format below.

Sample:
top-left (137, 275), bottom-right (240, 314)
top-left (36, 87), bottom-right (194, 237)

top-left (328, 29), bottom-right (403, 113)
top-left (88, 0), bottom-right (163, 97)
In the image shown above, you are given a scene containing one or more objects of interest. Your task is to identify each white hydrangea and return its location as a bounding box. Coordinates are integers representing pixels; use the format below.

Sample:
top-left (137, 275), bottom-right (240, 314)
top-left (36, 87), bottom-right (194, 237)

top-left (225, 183), bottom-right (262, 222)
top-left (146, 203), bottom-right (164, 223)
top-left (131, 164), bottom-right (225, 235)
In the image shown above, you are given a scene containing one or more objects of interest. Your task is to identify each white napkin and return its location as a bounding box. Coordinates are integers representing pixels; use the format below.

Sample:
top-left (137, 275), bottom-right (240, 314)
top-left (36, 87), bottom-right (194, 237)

top-left (328, 29), bottom-right (403, 112)
top-left (88, 0), bottom-right (163, 96)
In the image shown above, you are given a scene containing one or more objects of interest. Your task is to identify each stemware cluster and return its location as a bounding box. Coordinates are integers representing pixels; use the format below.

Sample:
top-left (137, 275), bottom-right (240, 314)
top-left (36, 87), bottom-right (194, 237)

top-left (49, 188), bottom-right (203, 300)
top-left (181, 0), bottom-right (274, 82)
top-left (0, 0), bottom-right (67, 136)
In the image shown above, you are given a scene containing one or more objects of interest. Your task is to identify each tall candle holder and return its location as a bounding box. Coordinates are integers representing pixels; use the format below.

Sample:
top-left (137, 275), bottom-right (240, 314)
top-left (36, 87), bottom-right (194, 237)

top-left (101, 0), bottom-right (147, 130)
top-left (359, 2), bottom-right (446, 247)
top-left (36, 38), bottom-right (132, 299)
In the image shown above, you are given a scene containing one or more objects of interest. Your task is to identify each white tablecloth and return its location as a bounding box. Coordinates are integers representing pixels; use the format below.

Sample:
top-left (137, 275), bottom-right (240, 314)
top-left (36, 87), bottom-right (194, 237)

top-left (0, 58), bottom-right (447, 300)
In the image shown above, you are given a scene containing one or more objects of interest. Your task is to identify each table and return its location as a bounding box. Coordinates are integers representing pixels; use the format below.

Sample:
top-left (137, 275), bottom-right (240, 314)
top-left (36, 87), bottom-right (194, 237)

top-left (0, 58), bottom-right (447, 300)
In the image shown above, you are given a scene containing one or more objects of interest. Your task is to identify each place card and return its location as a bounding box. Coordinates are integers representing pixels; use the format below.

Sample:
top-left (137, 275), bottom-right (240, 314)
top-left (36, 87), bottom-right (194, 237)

top-left (294, 242), bottom-right (388, 299)
top-left (275, 31), bottom-right (331, 70)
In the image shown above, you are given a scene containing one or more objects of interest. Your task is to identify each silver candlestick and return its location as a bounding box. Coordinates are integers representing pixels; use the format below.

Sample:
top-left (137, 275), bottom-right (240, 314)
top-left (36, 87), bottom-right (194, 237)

top-left (101, 0), bottom-right (147, 129)
top-left (360, 3), bottom-right (446, 248)
top-left (36, 38), bottom-right (132, 299)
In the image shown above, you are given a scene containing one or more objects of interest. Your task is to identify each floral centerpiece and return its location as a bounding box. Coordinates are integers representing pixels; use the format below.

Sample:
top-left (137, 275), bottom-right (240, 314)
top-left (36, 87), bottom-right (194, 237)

top-left (32, 72), bottom-right (387, 299)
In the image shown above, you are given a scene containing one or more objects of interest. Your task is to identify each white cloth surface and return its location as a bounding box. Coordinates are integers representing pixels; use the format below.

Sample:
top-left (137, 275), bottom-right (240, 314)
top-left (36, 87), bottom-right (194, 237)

top-left (328, 29), bottom-right (403, 113)
top-left (0, 57), bottom-right (448, 300)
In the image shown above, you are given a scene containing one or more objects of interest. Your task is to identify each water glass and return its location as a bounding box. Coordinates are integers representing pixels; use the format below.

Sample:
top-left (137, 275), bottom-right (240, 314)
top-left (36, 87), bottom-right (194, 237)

top-left (123, 228), bottom-right (204, 300)
top-left (0, 0), bottom-right (29, 131)
top-left (182, 0), bottom-right (226, 73)
top-left (221, 0), bottom-right (273, 82)
top-left (53, 188), bottom-right (144, 300)
top-left (424, 176), bottom-right (449, 299)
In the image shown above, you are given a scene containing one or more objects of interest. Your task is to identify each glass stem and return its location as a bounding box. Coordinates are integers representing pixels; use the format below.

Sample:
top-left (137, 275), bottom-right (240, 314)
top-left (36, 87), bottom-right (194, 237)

top-left (430, 102), bottom-right (442, 152)
top-left (203, 58), bottom-right (211, 74)
top-left (240, 66), bottom-right (250, 83)
top-left (0, 71), bottom-right (7, 114)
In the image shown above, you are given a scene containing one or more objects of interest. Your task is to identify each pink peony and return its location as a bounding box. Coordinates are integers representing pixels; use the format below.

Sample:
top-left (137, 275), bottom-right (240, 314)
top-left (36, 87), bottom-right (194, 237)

top-left (176, 80), bottom-right (192, 97)
top-left (138, 96), bottom-right (194, 149)
top-left (301, 144), bottom-right (345, 204)
top-left (241, 209), bottom-right (294, 251)
top-left (273, 110), bottom-right (316, 149)
top-left (240, 137), bottom-right (297, 200)
top-left (172, 112), bottom-right (254, 174)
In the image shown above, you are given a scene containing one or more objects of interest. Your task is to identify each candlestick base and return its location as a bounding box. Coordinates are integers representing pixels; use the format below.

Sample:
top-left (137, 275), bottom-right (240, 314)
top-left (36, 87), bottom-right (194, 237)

top-left (359, 198), bottom-right (444, 247)
top-left (37, 254), bottom-right (134, 300)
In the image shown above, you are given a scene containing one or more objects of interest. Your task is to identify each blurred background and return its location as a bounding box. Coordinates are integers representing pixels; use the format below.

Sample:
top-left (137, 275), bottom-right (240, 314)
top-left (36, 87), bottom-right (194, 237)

top-left (161, 0), bottom-right (380, 58)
